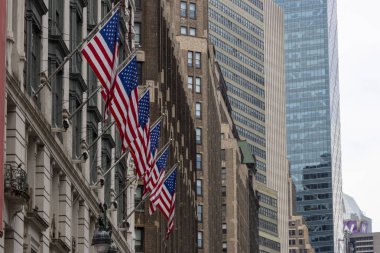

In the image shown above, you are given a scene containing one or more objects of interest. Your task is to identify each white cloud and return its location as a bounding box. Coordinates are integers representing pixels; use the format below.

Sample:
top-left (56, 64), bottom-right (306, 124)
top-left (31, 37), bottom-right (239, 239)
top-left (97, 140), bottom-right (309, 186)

top-left (338, 0), bottom-right (380, 231)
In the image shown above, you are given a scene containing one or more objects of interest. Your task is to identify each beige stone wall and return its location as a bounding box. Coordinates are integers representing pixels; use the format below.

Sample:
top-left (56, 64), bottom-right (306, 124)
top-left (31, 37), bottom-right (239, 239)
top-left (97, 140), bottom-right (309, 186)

top-left (264, 1), bottom-right (289, 252)
top-left (289, 216), bottom-right (315, 253)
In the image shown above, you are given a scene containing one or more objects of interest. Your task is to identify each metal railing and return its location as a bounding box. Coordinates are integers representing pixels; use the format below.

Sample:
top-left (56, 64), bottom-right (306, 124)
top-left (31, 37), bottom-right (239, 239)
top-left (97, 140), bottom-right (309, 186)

top-left (4, 164), bottom-right (29, 200)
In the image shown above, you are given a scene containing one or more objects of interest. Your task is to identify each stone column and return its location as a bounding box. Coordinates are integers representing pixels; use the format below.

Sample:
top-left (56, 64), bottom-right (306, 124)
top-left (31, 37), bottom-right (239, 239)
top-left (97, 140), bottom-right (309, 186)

top-left (77, 200), bottom-right (90, 253)
top-left (6, 0), bottom-right (13, 74)
top-left (81, 4), bottom-right (90, 183)
top-left (35, 145), bottom-right (51, 253)
top-left (110, 146), bottom-right (117, 225)
top-left (12, 0), bottom-right (26, 90)
top-left (63, 0), bottom-right (72, 151)
top-left (126, 154), bottom-right (136, 250)
top-left (82, 91), bottom-right (90, 182)
top-left (58, 175), bottom-right (72, 248)
top-left (40, 0), bottom-right (52, 124)
top-left (96, 122), bottom-right (104, 203)
top-left (4, 106), bottom-right (26, 253)
top-left (26, 133), bottom-right (37, 210)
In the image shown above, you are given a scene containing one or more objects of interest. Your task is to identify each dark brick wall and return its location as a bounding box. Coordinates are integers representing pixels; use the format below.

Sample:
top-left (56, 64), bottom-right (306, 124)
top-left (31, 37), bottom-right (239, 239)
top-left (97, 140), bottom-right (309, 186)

top-left (134, 1), bottom-right (198, 253)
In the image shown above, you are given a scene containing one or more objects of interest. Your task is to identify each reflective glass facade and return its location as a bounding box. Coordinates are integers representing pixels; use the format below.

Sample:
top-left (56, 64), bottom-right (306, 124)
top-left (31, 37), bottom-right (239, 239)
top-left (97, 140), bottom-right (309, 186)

top-left (274, 0), bottom-right (343, 252)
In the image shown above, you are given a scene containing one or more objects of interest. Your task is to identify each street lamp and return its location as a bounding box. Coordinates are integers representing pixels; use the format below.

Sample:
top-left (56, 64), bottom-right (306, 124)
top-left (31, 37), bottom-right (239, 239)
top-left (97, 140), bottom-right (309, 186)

top-left (107, 241), bottom-right (118, 253)
top-left (92, 216), bottom-right (111, 253)
top-left (92, 204), bottom-right (112, 253)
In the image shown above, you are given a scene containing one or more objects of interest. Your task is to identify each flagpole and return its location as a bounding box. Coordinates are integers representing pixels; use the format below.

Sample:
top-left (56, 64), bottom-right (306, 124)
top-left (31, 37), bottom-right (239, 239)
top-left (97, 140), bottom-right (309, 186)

top-left (114, 175), bottom-right (138, 200)
top-left (124, 162), bottom-right (179, 220)
top-left (68, 86), bottom-right (101, 120)
top-left (115, 48), bottom-right (138, 73)
top-left (33, 2), bottom-right (121, 98)
top-left (155, 139), bottom-right (172, 157)
top-left (102, 150), bottom-right (129, 177)
top-left (87, 121), bottom-right (116, 150)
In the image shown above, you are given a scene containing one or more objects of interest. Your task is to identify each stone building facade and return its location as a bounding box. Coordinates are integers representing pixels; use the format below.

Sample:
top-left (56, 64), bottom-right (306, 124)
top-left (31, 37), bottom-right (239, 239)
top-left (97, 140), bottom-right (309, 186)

top-left (2, 0), bottom-right (138, 252)
top-left (289, 216), bottom-right (315, 253)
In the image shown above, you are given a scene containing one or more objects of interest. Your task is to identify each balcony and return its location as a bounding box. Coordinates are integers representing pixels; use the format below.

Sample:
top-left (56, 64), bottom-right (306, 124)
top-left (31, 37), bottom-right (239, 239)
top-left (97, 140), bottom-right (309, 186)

top-left (4, 164), bottom-right (30, 204)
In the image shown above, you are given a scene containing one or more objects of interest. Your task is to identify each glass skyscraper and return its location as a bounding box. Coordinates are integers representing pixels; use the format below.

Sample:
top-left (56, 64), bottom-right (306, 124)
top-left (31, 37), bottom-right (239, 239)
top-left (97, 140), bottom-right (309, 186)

top-left (274, 0), bottom-right (343, 252)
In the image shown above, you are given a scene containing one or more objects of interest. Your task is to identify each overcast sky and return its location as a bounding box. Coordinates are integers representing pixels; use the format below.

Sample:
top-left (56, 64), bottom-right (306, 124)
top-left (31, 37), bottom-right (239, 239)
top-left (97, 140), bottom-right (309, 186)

top-left (338, 0), bottom-right (380, 231)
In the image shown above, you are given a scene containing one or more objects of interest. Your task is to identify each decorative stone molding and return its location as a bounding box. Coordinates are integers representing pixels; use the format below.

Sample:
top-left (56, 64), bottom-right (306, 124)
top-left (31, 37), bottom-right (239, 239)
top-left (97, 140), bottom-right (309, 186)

top-left (6, 71), bottom-right (132, 253)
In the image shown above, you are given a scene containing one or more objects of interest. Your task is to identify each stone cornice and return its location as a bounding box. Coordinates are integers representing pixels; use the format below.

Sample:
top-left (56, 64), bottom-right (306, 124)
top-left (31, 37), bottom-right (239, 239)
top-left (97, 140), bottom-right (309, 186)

top-left (6, 72), bottom-right (131, 253)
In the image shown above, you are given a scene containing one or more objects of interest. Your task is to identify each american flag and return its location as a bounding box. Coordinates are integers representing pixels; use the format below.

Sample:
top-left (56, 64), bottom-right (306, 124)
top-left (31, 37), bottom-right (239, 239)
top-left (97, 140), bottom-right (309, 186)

top-left (149, 165), bottom-right (178, 238)
top-left (81, 9), bottom-right (141, 148)
top-left (128, 89), bottom-right (150, 178)
top-left (144, 119), bottom-right (162, 184)
top-left (99, 56), bottom-right (139, 154)
top-left (82, 9), bottom-right (120, 96)
top-left (145, 143), bottom-right (169, 195)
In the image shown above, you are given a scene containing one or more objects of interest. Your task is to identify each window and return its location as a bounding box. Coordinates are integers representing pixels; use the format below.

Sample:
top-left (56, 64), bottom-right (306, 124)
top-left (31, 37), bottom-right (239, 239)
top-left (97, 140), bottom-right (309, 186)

top-left (180, 26), bottom-right (187, 35)
top-left (189, 27), bottom-right (196, 36)
top-left (197, 205), bottom-right (203, 223)
top-left (189, 3), bottom-right (196, 19)
top-left (195, 77), bottom-right (201, 93)
top-left (51, 68), bottom-right (63, 127)
top-left (221, 167), bottom-right (226, 180)
top-left (49, 0), bottom-right (64, 34)
top-left (259, 219), bottom-right (278, 234)
top-left (69, 91), bottom-right (82, 157)
top-left (135, 228), bottom-right (144, 252)
top-left (187, 51), bottom-right (193, 67)
top-left (196, 153), bottom-right (202, 170)
top-left (222, 242), bottom-right (227, 252)
top-left (70, 6), bottom-right (83, 74)
top-left (180, 1), bottom-right (187, 17)
top-left (195, 52), bottom-right (201, 68)
top-left (221, 186), bottom-right (226, 197)
top-left (289, 230), bottom-right (296, 236)
top-left (135, 185), bottom-right (144, 211)
top-left (259, 206), bottom-right (278, 220)
top-left (221, 204), bottom-right (226, 219)
top-left (197, 231), bottom-right (203, 248)
top-left (26, 13), bottom-right (43, 97)
top-left (134, 22), bottom-right (141, 45)
top-left (195, 103), bottom-right (201, 119)
top-left (299, 230), bottom-right (303, 236)
top-left (221, 149), bottom-right (226, 160)
top-left (196, 128), bottom-right (202, 144)
top-left (289, 239), bottom-right (296, 246)
top-left (299, 239), bottom-right (304, 245)
top-left (196, 179), bottom-right (202, 195)
top-left (135, 0), bottom-right (142, 9)
top-left (222, 223), bottom-right (227, 234)
top-left (188, 76), bottom-right (193, 89)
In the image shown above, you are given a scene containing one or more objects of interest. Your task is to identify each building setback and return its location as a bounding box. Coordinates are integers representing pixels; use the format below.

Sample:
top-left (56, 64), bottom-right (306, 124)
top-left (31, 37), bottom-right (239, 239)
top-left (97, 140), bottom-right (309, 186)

top-left (274, 0), bottom-right (343, 252)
